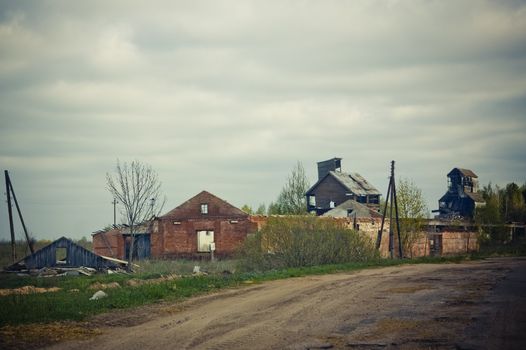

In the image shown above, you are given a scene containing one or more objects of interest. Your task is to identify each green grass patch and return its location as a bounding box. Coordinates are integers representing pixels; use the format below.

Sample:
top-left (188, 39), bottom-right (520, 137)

top-left (0, 250), bottom-right (521, 327)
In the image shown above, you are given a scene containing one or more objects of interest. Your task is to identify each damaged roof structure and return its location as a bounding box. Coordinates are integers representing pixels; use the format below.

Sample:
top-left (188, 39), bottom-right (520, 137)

top-left (322, 199), bottom-right (383, 219)
top-left (306, 158), bottom-right (382, 215)
top-left (435, 167), bottom-right (485, 219)
top-left (5, 236), bottom-right (126, 272)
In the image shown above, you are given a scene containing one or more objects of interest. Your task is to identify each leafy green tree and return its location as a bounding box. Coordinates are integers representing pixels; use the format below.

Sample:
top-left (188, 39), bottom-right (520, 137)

top-left (503, 182), bottom-right (526, 222)
top-left (267, 201), bottom-right (280, 215)
top-left (475, 183), bottom-right (508, 243)
top-left (255, 203), bottom-right (267, 215)
top-left (476, 183), bottom-right (504, 225)
top-left (395, 178), bottom-right (428, 257)
top-left (241, 204), bottom-right (253, 214)
top-left (271, 161), bottom-right (310, 215)
top-left (237, 216), bottom-right (377, 271)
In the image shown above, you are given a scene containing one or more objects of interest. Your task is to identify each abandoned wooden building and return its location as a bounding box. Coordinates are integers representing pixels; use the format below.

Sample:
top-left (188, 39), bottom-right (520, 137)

top-left (93, 191), bottom-right (258, 259)
top-left (6, 236), bottom-right (123, 271)
top-left (305, 158), bottom-right (382, 215)
top-left (435, 168), bottom-right (485, 219)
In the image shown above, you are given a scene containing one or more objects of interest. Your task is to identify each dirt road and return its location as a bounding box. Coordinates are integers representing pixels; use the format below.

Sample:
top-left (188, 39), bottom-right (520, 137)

top-left (48, 257), bottom-right (526, 350)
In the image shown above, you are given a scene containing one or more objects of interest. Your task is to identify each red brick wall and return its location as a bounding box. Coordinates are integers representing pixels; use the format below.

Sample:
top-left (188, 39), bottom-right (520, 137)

top-left (92, 228), bottom-right (125, 259)
top-left (152, 217), bottom-right (257, 258)
top-left (409, 230), bottom-right (479, 257)
top-left (150, 191), bottom-right (257, 258)
top-left (162, 191), bottom-right (248, 219)
top-left (441, 231), bottom-right (478, 254)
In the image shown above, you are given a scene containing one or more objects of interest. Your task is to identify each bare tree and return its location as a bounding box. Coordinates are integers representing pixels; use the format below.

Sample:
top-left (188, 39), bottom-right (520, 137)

top-left (106, 160), bottom-right (165, 271)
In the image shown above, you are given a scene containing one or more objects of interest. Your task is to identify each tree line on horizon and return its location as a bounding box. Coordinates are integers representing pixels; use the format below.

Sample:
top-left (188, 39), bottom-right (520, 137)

top-left (476, 182), bottom-right (526, 224)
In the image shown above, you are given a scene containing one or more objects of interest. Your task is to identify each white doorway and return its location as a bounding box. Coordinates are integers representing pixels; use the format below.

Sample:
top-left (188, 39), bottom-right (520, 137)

top-left (197, 230), bottom-right (214, 252)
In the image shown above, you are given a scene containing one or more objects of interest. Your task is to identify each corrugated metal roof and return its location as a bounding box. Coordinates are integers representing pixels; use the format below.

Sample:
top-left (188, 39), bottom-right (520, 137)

top-left (322, 199), bottom-right (382, 218)
top-left (330, 171), bottom-right (381, 196)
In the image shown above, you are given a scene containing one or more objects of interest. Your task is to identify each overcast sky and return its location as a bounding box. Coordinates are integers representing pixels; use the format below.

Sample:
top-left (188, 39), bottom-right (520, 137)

top-left (1, 1), bottom-right (525, 242)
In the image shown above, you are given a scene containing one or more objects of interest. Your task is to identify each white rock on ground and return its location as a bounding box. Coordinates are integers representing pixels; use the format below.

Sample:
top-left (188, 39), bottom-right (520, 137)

top-left (89, 290), bottom-right (108, 301)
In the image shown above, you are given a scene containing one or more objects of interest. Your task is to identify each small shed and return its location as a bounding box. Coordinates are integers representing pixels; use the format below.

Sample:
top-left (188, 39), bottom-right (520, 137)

top-left (6, 236), bottom-right (123, 271)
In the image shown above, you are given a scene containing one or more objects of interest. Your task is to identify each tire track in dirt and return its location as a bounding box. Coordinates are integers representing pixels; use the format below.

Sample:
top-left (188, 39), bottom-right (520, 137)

top-left (46, 258), bottom-right (525, 350)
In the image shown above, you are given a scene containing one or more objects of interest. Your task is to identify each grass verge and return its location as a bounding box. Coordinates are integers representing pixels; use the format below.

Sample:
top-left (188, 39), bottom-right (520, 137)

top-left (0, 254), bottom-right (472, 327)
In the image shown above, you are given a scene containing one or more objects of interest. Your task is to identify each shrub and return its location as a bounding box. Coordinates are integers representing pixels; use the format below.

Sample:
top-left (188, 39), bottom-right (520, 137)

top-left (236, 216), bottom-right (378, 271)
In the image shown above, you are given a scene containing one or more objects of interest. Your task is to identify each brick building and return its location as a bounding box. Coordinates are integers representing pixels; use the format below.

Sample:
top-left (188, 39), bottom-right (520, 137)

top-left (92, 191), bottom-right (257, 259)
top-left (154, 190), bottom-right (257, 258)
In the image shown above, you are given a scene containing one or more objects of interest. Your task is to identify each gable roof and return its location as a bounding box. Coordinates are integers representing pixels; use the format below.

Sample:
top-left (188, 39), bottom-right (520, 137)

top-left (448, 168), bottom-right (478, 178)
top-left (161, 190), bottom-right (247, 219)
top-left (6, 237), bottom-right (123, 271)
top-left (306, 171), bottom-right (381, 196)
top-left (322, 199), bottom-right (382, 219)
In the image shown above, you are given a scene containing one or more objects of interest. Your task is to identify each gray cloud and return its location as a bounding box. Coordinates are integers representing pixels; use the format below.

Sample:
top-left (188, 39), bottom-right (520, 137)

top-left (1, 0), bottom-right (525, 240)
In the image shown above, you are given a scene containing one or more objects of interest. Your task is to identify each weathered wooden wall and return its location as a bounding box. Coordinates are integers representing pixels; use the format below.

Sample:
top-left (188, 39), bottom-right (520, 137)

top-left (308, 175), bottom-right (351, 214)
top-left (18, 237), bottom-right (120, 270)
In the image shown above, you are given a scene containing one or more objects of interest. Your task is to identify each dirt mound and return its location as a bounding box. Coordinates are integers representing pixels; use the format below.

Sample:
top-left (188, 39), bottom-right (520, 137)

top-left (125, 274), bottom-right (178, 287)
top-left (0, 286), bottom-right (61, 296)
top-left (88, 282), bottom-right (121, 290)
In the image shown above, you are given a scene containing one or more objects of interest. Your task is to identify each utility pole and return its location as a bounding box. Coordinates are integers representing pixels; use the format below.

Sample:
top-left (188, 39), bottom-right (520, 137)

top-left (5, 170), bottom-right (16, 263)
top-left (150, 198), bottom-right (155, 218)
top-left (112, 198), bottom-right (118, 228)
top-left (7, 172), bottom-right (34, 254)
top-left (376, 161), bottom-right (403, 258)
top-left (5, 170), bottom-right (35, 256)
